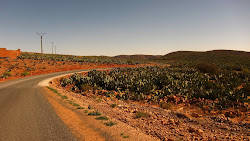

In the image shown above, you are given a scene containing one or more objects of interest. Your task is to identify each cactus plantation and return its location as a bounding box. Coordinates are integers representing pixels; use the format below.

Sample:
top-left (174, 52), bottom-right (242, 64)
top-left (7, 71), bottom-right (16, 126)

top-left (61, 66), bottom-right (249, 113)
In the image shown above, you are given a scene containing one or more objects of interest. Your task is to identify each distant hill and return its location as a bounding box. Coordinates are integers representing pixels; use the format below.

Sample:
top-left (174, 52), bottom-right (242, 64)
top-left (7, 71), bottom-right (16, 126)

top-left (206, 50), bottom-right (250, 57)
top-left (114, 55), bottom-right (162, 60)
top-left (154, 50), bottom-right (250, 69)
top-left (158, 50), bottom-right (250, 60)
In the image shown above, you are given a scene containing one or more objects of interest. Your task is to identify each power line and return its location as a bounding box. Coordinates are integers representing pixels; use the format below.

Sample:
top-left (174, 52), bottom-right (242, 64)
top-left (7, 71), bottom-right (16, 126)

top-left (36, 33), bottom-right (46, 60)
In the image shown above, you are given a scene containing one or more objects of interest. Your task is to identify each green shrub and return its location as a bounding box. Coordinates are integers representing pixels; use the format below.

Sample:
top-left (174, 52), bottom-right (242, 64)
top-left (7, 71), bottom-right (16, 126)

top-left (104, 121), bottom-right (117, 126)
top-left (120, 133), bottom-right (129, 138)
top-left (72, 102), bottom-right (80, 107)
top-left (21, 71), bottom-right (30, 76)
top-left (47, 86), bottom-right (60, 94)
top-left (160, 102), bottom-right (173, 110)
top-left (67, 100), bottom-right (80, 107)
top-left (76, 106), bottom-right (84, 109)
top-left (123, 136), bottom-right (129, 138)
top-left (243, 84), bottom-right (250, 99)
top-left (110, 104), bottom-right (117, 108)
top-left (80, 84), bottom-right (93, 91)
top-left (96, 98), bottom-right (102, 102)
top-left (232, 66), bottom-right (242, 71)
top-left (135, 111), bottom-right (149, 118)
top-left (126, 60), bottom-right (133, 64)
top-left (196, 63), bottom-right (218, 74)
top-left (61, 95), bottom-right (68, 99)
top-left (95, 116), bottom-right (109, 120)
top-left (1, 72), bottom-right (12, 78)
top-left (88, 111), bottom-right (101, 116)
top-left (242, 68), bottom-right (250, 74)
top-left (26, 67), bottom-right (32, 71)
top-left (59, 77), bottom-right (65, 82)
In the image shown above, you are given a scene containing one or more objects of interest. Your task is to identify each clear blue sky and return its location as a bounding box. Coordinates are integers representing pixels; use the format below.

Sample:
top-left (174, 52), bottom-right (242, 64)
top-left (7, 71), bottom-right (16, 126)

top-left (0, 0), bottom-right (249, 56)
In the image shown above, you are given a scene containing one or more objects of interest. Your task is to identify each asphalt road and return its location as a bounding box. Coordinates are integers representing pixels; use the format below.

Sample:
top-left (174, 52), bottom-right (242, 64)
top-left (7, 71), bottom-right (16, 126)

top-left (0, 69), bottom-right (96, 141)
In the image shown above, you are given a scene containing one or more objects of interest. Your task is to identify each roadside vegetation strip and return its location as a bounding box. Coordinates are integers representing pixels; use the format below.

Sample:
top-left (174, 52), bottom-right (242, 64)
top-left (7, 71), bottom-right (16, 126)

top-left (47, 86), bottom-right (60, 94)
top-left (46, 86), bottom-right (86, 110)
top-left (46, 86), bottom-right (67, 99)
top-left (86, 108), bottom-right (117, 127)
top-left (67, 100), bottom-right (80, 107)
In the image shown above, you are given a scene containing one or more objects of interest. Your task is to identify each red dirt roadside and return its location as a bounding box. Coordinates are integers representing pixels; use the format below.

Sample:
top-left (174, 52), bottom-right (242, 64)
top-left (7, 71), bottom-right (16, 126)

top-left (41, 87), bottom-right (106, 141)
top-left (42, 83), bottom-right (159, 141)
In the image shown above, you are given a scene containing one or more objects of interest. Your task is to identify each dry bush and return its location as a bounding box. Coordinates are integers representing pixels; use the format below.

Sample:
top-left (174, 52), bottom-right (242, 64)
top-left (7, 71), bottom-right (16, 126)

top-left (196, 63), bottom-right (218, 74)
top-left (160, 102), bottom-right (173, 110)
top-left (110, 104), bottom-right (117, 108)
top-left (1, 72), bottom-right (12, 78)
top-left (80, 84), bottom-right (93, 91)
top-left (135, 111), bottom-right (149, 118)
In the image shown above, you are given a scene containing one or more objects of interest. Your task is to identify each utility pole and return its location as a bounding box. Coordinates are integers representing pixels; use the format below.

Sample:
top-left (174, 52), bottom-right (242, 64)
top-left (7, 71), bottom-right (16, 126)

top-left (50, 41), bottom-right (54, 54)
top-left (36, 33), bottom-right (46, 60)
top-left (54, 46), bottom-right (56, 54)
